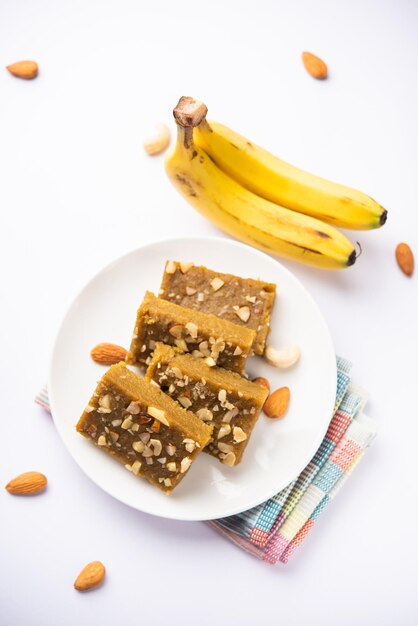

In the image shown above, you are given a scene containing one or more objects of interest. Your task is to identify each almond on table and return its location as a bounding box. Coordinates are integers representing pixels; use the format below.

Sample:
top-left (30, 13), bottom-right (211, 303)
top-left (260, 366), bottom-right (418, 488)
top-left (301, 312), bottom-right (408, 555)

top-left (159, 261), bottom-right (276, 355)
top-left (74, 561), bottom-right (106, 591)
top-left (6, 60), bottom-right (38, 79)
top-left (5, 471), bottom-right (47, 495)
top-left (395, 243), bottom-right (414, 276)
top-left (76, 362), bottom-right (213, 494)
top-left (301, 51), bottom-right (328, 79)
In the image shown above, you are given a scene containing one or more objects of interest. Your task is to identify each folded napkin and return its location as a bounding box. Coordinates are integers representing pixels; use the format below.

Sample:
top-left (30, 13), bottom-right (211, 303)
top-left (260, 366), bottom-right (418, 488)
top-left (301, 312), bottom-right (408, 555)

top-left (35, 357), bottom-right (377, 565)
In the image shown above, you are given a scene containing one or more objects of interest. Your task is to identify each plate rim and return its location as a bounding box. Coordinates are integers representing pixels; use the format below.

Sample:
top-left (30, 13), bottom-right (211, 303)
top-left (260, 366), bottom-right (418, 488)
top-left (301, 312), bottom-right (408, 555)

top-left (48, 235), bottom-right (336, 521)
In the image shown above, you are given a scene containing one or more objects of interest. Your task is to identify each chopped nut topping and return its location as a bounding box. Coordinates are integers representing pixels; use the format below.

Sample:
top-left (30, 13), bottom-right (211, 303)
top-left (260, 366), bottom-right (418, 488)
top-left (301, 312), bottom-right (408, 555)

top-left (222, 452), bottom-right (236, 466)
top-left (150, 439), bottom-right (163, 456)
top-left (196, 408), bottom-right (213, 421)
top-left (132, 440), bottom-right (145, 453)
top-left (142, 445), bottom-right (153, 458)
top-left (165, 260), bottom-right (177, 274)
top-left (131, 460), bottom-right (142, 475)
top-left (168, 383), bottom-right (175, 394)
top-left (218, 423), bottom-right (231, 439)
top-left (174, 338), bottom-right (188, 351)
top-left (169, 324), bottom-right (184, 338)
top-left (185, 321), bottom-right (198, 338)
top-left (222, 410), bottom-right (233, 423)
top-left (180, 457), bottom-right (192, 473)
top-left (210, 277), bottom-right (225, 291)
top-left (218, 389), bottom-right (227, 404)
top-left (109, 431), bottom-right (120, 443)
top-left (186, 286), bottom-right (197, 295)
top-left (218, 442), bottom-right (233, 453)
top-left (235, 306), bottom-right (251, 322)
top-left (197, 292), bottom-right (205, 302)
top-left (233, 346), bottom-right (243, 356)
top-left (163, 478), bottom-right (172, 487)
top-left (170, 366), bottom-right (182, 378)
top-left (204, 356), bottom-right (216, 367)
top-left (145, 457), bottom-right (153, 465)
top-left (97, 394), bottom-right (112, 413)
top-left (85, 405), bottom-right (95, 413)
top-left (179, 261), bottom-right (194, 273)
top-left (166, 443), bottom-right (176, 456)
top-left (121, 417), bottom-right (133, 430)
top-left (147, 406), bottom-right (169, 426)
top-left (245, 295), bottom-right (257, 303)
top-left (97, 435), bottom-right (107, 446)
top-left (178, 396), bottom-right (192, 409)
top-left (111, 419), bottom-right (122, 427)
top-left (183, 438), bottom-right (196, 453)
top-left (126, 401), bottom-right (141, 415)
top-left (125, 464), bottom-right (132, 472)
top-left (233, 427), bottom-right (247, 443)
top-left (166, 462), bottom-right (177, 472)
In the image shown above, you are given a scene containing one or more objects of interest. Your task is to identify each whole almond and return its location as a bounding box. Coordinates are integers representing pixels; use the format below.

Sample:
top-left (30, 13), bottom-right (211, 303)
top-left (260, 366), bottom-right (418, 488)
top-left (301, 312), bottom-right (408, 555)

top-left (74, 561), bottom-right (106, 592)
top-left (395, 243), bottom-right (414, 276)
top-left (263, 387), bottom-right (290, 419)
top-left (252, 377), bottom-right (270, 392)
top-left (6, 60), bottom-right (38, 79)
top-left (5, 471), bottom-right (47, 495)
top-left (302, 52), bottom-right (328, 80)
top-left (91, 343), bottom-right (127, 365)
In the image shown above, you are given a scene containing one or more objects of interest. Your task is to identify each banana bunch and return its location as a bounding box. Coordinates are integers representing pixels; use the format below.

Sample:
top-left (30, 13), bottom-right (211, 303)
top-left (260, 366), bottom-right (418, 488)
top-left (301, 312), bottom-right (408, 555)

top-left (165, 97), bottom-right (387, 269)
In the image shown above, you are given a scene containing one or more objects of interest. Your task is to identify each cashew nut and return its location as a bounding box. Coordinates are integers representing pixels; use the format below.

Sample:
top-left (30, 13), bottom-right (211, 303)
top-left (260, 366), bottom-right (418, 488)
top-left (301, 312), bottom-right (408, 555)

top-left (264, 344), bottom-right (301, 369)
top-left (143, 123), bottom-right (170, 155)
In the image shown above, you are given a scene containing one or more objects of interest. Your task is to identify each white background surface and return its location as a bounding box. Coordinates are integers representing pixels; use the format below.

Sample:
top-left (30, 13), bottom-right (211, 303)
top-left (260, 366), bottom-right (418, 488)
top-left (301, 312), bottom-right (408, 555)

top-left (0, 1), bottom-right (417, 624)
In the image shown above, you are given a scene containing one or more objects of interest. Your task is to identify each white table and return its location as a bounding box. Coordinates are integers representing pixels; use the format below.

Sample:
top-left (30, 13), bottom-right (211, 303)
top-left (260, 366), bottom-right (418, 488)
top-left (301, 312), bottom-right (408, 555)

top-left (1, 1), bottom-right (417, 624)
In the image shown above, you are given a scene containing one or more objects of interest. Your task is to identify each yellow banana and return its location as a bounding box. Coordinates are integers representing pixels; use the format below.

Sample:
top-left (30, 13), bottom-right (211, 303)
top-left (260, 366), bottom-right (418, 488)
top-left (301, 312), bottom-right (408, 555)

top-left (194, 119), bottom-right (387, 230)
top-left (165, 97), bottom-right (356, 270)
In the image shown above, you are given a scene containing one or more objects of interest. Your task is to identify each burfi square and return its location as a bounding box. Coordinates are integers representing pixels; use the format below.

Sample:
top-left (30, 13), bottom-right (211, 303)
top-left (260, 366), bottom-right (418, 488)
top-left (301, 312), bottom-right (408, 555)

top-left (159, 261), bottom-right (276, 355)
top-left (76, 362), bottom-right (213, 494)
top-left (145, 344), bottom-right (268, 466)
top-left (126, 291), bottom-right (256, 373)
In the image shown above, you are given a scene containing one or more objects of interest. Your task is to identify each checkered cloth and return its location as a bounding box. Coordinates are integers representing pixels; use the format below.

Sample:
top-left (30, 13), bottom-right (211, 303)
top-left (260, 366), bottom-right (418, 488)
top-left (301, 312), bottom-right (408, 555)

top-left (36, 357), bottom-right (377, 565)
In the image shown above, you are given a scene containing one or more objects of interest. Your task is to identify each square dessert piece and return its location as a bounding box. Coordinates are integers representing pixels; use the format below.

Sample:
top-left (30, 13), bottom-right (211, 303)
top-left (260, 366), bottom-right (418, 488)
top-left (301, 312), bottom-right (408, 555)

top-left (145, 344), bottom-right (269, 466)
top-left (159, 261), bottom-right (276, 355)
top-left (126, 291), bottom-right (256, 374)
top-left (76, 362), bottom-right (213, 494)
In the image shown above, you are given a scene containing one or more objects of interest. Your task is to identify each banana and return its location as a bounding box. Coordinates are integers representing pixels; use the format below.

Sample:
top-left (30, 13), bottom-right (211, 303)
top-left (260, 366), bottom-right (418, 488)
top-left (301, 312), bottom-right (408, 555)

top-left (194, 119), bottom-right (387, 230)
top-left (165, 97), bottom-right (356, 270)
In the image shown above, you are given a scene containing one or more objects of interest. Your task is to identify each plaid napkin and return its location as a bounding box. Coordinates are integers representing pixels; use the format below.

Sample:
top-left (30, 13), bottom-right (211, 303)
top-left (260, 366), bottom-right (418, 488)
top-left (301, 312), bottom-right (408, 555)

top-left (35, 357), bottom-right (377, 565)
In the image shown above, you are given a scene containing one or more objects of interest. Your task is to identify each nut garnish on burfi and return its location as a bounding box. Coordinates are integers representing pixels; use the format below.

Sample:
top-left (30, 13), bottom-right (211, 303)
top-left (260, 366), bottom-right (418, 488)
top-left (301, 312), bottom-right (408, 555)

top-left (126, 291), bottom-right (255, 373)
top-left (76, 362), bottom-right (213, 494)
top-left (145, 344), bottom-right (268, 466)
top-left (159, 261), bottom-right (276, 355)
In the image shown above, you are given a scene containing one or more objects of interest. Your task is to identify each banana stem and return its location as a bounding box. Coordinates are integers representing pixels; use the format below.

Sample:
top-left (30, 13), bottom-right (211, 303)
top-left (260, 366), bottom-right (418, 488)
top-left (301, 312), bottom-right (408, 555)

top-left (179, 126), bottom-right (194, 149)
top-left (173, 96), bottom-right (208, 127)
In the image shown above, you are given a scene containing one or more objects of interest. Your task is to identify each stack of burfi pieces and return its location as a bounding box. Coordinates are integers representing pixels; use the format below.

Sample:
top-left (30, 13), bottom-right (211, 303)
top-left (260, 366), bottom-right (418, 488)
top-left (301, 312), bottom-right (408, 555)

top-left (77, 260), bottom-right (276, 493)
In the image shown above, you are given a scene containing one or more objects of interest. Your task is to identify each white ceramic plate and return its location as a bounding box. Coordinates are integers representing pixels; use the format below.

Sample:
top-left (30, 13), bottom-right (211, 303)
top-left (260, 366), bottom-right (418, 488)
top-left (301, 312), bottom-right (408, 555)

top-left (49, 237), bottom-right (336, 521)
